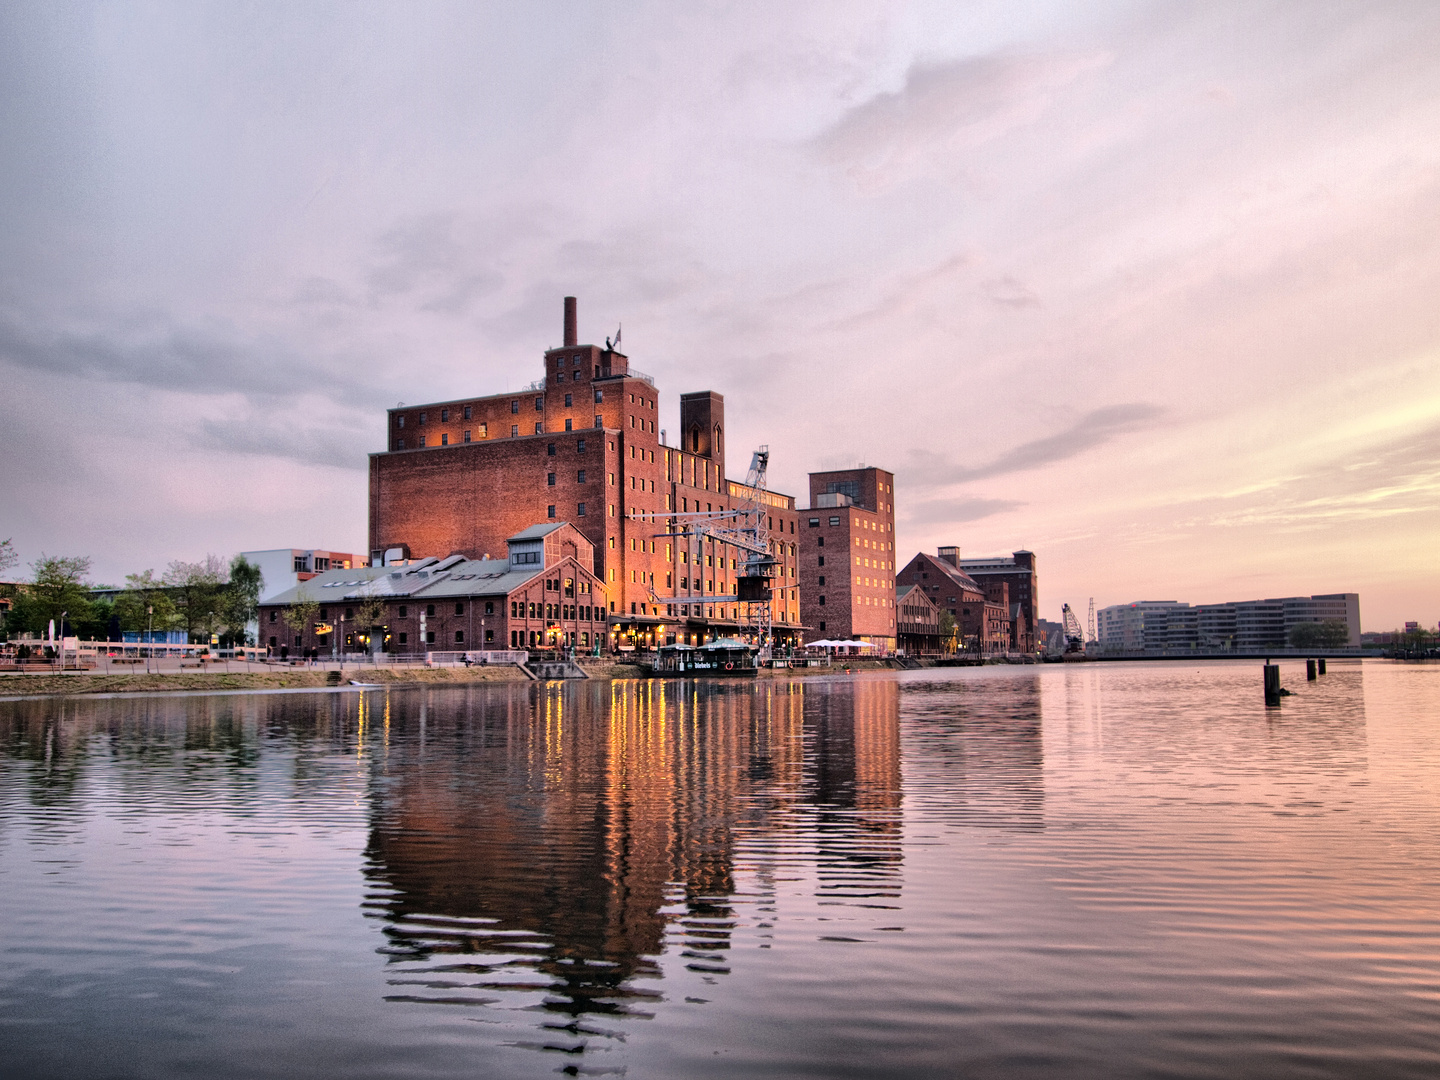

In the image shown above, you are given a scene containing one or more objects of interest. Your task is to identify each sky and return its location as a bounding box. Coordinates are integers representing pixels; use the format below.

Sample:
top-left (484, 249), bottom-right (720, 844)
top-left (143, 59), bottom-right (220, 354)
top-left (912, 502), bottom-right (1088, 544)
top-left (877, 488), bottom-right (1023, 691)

top-left (2, 0), bottom-right (1438, 630)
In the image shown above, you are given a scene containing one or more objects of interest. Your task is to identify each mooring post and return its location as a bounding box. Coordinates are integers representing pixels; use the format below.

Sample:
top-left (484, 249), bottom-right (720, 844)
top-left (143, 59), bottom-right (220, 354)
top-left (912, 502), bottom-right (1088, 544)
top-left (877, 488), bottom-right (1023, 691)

top-left (1307, 659), bottom-right (1317, 681)
top-left (1317, 658), bottom-right (1327, 675)
top-left (1264, 661), bottom-right (1281, 706)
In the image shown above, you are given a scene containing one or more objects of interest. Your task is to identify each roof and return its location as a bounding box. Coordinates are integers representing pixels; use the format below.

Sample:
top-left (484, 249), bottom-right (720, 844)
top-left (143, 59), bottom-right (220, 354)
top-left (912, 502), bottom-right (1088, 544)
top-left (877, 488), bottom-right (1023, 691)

top-left (507, 522), bottom-right (569, 541)
top-left (259, 554), bottom-right (583, 605)
top-left (910, 553), bottom-right (985, 594)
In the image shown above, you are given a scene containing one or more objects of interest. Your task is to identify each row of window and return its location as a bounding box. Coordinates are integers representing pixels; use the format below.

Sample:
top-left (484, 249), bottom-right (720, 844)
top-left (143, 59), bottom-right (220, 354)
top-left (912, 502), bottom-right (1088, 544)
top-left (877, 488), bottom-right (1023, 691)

top-left (510, 600), bottom-right (600, 621)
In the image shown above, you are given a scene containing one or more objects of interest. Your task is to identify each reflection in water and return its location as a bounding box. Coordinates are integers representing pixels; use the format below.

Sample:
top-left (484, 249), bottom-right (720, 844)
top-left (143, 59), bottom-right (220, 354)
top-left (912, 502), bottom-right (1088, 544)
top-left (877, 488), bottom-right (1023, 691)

top-left (360, 678), bottom-right (902, 1063)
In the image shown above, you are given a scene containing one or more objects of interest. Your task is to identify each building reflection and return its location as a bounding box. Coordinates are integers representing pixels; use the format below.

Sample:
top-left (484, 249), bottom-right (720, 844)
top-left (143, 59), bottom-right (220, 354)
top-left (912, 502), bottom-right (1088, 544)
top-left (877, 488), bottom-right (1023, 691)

top-left (359, 677), bottom-right (902, 1059)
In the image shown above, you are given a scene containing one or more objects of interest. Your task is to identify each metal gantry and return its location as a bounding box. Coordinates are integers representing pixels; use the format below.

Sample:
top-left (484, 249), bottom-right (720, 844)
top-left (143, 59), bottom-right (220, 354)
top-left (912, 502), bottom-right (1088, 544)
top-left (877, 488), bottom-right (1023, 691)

top-left (639, 446), bottom-right (777, 658)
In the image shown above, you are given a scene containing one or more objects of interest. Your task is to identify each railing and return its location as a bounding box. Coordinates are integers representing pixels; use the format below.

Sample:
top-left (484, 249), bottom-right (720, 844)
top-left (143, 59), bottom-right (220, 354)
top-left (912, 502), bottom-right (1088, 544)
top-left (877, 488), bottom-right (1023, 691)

top-left (425, 649), bottom-right (529, 666)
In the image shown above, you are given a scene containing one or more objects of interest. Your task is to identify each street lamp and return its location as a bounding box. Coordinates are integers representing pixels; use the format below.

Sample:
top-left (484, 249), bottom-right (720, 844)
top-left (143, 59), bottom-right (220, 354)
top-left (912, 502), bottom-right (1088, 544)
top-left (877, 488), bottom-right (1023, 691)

top-left (146, 604), bottom-right (153, 675)
top-left (58, 610), bottom-right (67, 672)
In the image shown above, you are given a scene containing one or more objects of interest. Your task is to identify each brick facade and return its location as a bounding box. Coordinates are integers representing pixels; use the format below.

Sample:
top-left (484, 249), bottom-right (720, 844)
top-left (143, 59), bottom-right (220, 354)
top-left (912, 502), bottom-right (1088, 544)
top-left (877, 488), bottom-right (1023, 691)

top-left (798, 467), bottom-right (897, 650)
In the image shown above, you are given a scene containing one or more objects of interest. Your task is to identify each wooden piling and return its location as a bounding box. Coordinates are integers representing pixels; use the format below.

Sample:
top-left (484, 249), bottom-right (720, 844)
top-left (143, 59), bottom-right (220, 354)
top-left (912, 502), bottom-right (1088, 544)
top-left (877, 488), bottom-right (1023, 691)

top-left (1264, 663), bottom-right (1281, 706)
top-left (1306, 659), bottom-right (1317, 681)
top-left (1317, 658), bottom-right (1326, 675)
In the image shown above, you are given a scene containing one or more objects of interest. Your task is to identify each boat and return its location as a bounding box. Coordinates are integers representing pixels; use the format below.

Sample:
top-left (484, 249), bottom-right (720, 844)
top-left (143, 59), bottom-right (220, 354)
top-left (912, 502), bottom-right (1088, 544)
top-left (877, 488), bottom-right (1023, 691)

top-left (640, 638), bottom-right (759, 678)
top-left (348, 679), bottom-right (384, 687)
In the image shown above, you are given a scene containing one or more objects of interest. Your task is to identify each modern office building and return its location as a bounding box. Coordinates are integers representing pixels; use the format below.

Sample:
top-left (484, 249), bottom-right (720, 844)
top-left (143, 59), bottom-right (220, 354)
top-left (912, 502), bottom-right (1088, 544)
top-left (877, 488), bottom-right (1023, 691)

top-left (798, 467), bottom-right (898, 651)
top-left (367, 297), bottom-right (801, 649)
top-left (1098, 593), bottom-right (1361, 650)
top-left (239, 548), bottom-right (368, 604)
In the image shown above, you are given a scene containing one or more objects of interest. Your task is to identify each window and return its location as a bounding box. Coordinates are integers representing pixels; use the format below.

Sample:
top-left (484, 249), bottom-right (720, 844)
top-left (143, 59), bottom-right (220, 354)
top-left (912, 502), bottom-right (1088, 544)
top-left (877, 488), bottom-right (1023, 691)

top-left (809, 517), bottom-right (819, 527)
top-left (418, 434), bottom-right (427, 447)
top-left (454, 603), bottom-right (464, 616)
top-left (511, 399), bottom-right (519, 413)
top-left (454, 630), bottom-right (464, 643)
top-left (398, 606), bottom-right (407, 618)
top-left (817, 537), bottom-right (825, 548)
top-left (511, 424), bottom-right (519, 437)
top-left (547, 472), bottom-right (556, 486)
top-left (819, 555), bottom-right (825, 566)
top-left (479, 423), bottom-right (487, 438)
top-left (426, 605), bottom-right (435, 617)
top-left (818, 576), bottom-right (825, 586)
top-left (440, 433), bottom-right (449, 446)
top-left (556, 370), bottom-right (565, 382)
top-left (269, 611), bottom-right (277, 622)
top-left (396, 438), bottom-right (405, 450)
top-left (396, 415), bottom-right (405, 428)
top-left (577, 438), bottom-right (586, 452)
top-left (419, 412), bottom-right (427, 424)
top-left (484, 601), bottom-right (493, 615)
top-left (426, 631), bottom-right (435, 644)
top-left (829, 516), bottom-right (840, 526)
top-left (463, 430), bottom-right (471, 443)
top-left (595, 414), bottom-right (603, 428)
top-left (463, 405), bottom-right (472, 420)
top-left (565, 393), bottom-right (573, 407)
top-left (547, 504), bottom-right (556, 518)
top-left (565, 418), bottom-right (572, 431)
top-left (577, 470), bottom-right (586, 483)
top-left (819, 596), bottom-right (826, 606)
top-left (535, 397), bottom-right (543, 411)
top-left (441, 408), bottom-right (449, 421)
top-left (534, 422), bottom-right (542, 434)
top-left (547, 442), bottom-right (556, 456)
top-left (577, 502), bottom-right (586, 516)
top-left (608, 472), bottom-right (615, 485)
top-left (398, 632), bottom-right (407, 644)
top-left (594, 389), bottom-right (603, 403)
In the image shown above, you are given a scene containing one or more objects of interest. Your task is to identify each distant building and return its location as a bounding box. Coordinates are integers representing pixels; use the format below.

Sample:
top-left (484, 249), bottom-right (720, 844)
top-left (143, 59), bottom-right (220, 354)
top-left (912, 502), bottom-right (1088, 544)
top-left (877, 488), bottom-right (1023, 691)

top-left (958, 551), bottom-right (1038, 653)
top-left (1097, 593), bottom-right (1361, 650)
top-left (895, 548), bottom-right (1011, 654)
top-left (258, 523), bottom-right (607, 656)
top-left (798, 467), bottom-right (897, 651)
top-left (240, 548), bottom-right (368, 603)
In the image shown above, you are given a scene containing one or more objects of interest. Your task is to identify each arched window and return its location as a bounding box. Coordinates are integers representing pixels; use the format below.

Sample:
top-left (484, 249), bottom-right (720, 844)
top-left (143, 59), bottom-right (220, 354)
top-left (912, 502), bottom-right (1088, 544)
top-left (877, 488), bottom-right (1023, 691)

top-left (713, 424), bottom-right (722, 456)
top-left (689, 425), bottom-right (700, 453)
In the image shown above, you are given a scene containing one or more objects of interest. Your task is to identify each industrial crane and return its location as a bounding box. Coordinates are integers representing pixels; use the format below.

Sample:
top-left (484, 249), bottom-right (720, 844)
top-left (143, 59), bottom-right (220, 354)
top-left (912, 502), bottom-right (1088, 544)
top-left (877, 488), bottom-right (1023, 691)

top-left (637, 446), bottom-right (778, 658)
top-left (1061, 603), bottom-right (1085, 653)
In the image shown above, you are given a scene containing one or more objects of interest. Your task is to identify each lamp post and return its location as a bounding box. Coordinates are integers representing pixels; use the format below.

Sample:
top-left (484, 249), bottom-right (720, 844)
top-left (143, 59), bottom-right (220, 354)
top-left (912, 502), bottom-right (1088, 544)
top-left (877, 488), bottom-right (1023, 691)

top-left (58, 610), bottom-right (67, 672)
top-left (146, 605), bottom-right (153, 675)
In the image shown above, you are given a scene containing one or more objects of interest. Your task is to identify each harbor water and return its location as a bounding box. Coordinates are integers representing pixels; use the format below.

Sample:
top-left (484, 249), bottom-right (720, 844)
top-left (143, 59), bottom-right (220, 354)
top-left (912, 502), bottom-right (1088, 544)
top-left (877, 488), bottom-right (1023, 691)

top-left (2, 660), bottom-right (1438, 1078)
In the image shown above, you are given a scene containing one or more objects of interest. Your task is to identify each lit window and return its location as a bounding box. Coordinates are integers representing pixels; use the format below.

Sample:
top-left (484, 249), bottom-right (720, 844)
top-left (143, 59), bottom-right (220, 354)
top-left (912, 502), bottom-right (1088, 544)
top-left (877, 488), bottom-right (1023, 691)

top-left (478, 423), bottom-right (487, 438)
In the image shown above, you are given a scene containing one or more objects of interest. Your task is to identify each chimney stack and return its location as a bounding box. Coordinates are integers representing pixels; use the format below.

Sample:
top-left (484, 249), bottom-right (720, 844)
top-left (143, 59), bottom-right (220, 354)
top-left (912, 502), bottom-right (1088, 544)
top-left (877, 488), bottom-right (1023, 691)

top-left (937, 545), bottom-right (960, 567)
top-left (563, 296), bottom-right (577, 348)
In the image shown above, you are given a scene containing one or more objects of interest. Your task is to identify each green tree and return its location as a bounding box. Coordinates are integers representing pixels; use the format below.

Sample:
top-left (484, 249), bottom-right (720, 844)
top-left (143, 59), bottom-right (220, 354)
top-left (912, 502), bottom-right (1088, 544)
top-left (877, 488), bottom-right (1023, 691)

top-left (0, 538), bottom-right (17, 576)
top-left (281, 597), bottom-right (320, 651)
top-left (113, 570), bottom-right (178, 635)
top-left (10, 555), bottom-right (94, 636)
top-left (937, 610), bottom-right (958, 654)
top-left (1288, 619), bottom-right (1351, 648)
top-left (164, 556), bottom-right (227, 642)
top-left (222, 556), bottom-right (264, 646)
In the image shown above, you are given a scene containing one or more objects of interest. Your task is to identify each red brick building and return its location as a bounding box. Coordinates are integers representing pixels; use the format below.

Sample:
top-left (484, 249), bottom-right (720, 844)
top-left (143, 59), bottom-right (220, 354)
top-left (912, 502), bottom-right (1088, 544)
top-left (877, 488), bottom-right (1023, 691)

top-left (895, 547), bottom-right (1011, 654)
top-left (798, 467), bottom-right (898, 651)
top-left (896, 585), bottom-right (943, 655)
top-left (367, 297), bottom-right (800, 650)
top-left (959, 551), bottom-right (1039, 653)
top-left (259, 523), bottom-right (607, 656)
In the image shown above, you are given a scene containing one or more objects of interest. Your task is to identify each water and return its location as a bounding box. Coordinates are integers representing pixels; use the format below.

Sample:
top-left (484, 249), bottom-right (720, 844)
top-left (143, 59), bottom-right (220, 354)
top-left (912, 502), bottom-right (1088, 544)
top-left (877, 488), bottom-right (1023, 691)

top-left (2, 661), bottom-right (1438, 1078)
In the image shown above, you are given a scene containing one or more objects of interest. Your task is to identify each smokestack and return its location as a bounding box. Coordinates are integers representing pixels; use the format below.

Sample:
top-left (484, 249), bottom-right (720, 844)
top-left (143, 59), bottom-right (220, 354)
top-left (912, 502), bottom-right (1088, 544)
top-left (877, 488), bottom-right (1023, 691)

top-left (563, 296), bottom-right (577, 348)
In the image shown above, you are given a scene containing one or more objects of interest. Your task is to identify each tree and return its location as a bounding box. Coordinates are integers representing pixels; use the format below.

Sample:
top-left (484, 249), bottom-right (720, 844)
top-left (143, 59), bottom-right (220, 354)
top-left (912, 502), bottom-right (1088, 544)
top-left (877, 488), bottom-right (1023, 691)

top-left (222, 556), bottom-right (264, 646)
top-left (164, 555), bottom-right (227, 642)
top-left (0, 538), bottom-right (17, 576)
top-left (10, 555), bottom-right (94, 636)
top-left (113, 570), bottom-right (178, 634)
top-left (937, 610), bottom-right (958, 655)
top-left (281, 597), bottom-right (320, 651)
top-left (352, 592), bottom-right (386, 656)
top-left (1288, 619), bottom-right (1350, 649)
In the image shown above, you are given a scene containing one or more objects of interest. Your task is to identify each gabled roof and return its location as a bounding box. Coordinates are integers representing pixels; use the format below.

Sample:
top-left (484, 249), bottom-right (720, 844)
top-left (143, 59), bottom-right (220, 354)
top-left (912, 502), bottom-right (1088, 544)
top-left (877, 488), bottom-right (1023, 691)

top-left (909, 553), bottom-right (984, 594)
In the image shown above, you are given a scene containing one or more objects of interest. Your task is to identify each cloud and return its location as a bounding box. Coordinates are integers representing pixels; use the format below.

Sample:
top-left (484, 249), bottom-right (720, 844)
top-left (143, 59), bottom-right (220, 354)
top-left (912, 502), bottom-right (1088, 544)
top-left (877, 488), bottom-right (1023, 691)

top-left (905, 403), bottom-right (1166, 486)
top-left (814, 51), bottom-right (1110, 188)
top-left (980, 275), bottom-right (1040, 308)
top-left (906, 497), bottom-right (1025, 526)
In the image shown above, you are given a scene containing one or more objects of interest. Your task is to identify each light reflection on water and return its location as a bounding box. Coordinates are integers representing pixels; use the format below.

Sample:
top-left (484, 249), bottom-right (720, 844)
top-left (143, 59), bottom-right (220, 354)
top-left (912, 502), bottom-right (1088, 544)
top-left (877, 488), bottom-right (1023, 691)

top-left (2, 662), bottom-right (1439, 1078)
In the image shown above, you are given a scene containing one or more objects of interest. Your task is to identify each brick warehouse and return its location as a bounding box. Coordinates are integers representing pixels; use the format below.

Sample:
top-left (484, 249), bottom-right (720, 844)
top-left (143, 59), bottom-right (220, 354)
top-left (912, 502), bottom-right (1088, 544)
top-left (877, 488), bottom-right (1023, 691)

top-left (259, 523), bottom-right (607, 656)
top-left (896, 547), bottom-right (1012, 654)
top-left (369, 297), bottom-right (801, 650)
top-left (798, 467), bottom-right (898, 651)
